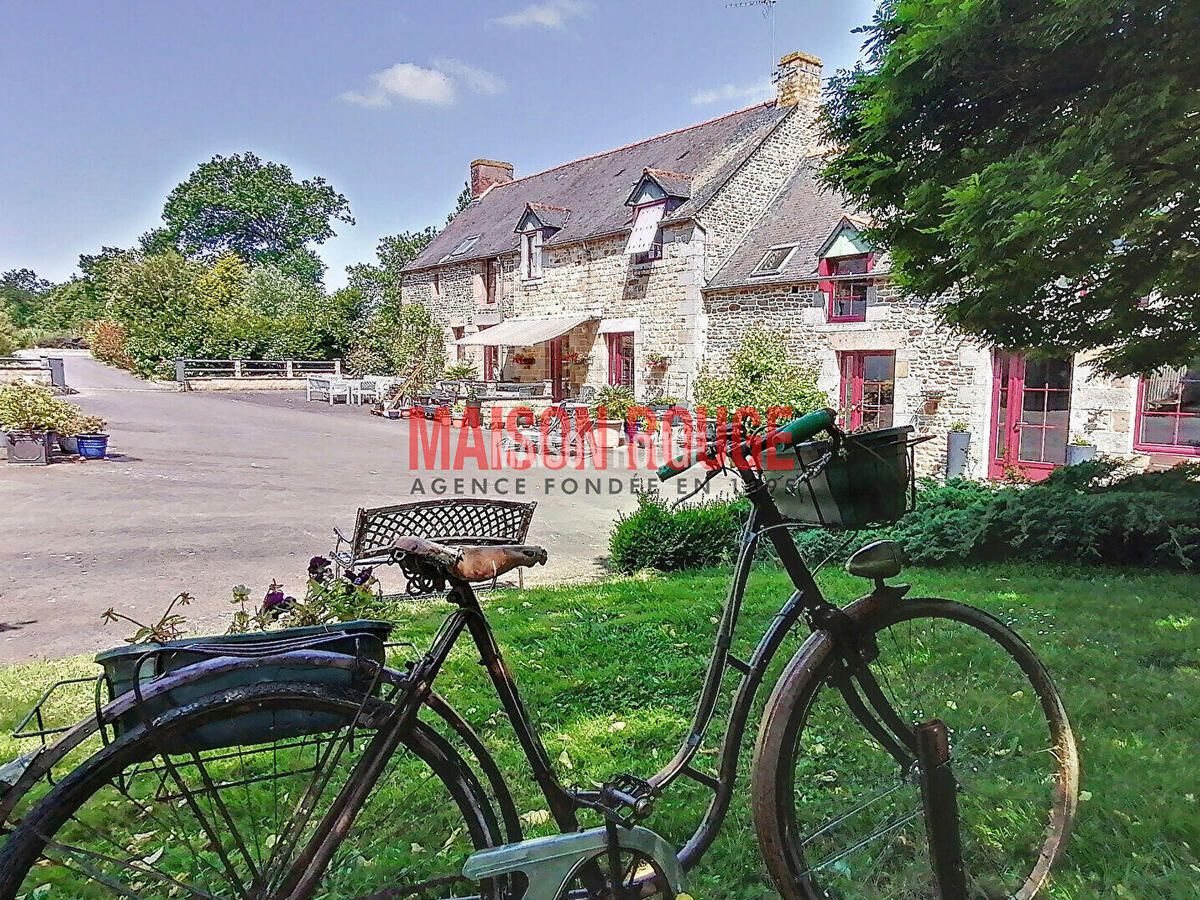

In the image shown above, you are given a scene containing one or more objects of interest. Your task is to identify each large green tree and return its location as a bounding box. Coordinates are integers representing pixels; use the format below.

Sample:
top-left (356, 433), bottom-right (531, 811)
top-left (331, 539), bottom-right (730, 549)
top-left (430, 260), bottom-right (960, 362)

top-left (160, 152), bottom-right (353, 283)
top-left (1, 269), bottom-right (54, 327)
top-left (823, 0), bottom-right (1200, 375)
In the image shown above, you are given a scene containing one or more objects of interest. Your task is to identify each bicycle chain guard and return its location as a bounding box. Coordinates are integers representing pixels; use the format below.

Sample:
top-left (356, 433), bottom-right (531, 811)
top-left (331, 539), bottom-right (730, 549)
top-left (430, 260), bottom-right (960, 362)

top-left (462, 824), bottom-right (685, 900)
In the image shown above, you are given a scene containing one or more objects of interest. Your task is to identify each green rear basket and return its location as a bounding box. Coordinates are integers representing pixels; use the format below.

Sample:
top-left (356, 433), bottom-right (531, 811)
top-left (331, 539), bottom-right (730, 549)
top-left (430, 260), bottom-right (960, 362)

top-left (96, 620), bottom-right (393, 752)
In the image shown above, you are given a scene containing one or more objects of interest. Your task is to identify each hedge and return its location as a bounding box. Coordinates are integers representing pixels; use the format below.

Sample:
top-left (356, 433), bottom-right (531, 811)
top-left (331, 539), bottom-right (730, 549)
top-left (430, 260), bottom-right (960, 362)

top-left (608, 461), bottom-right (1200, 574)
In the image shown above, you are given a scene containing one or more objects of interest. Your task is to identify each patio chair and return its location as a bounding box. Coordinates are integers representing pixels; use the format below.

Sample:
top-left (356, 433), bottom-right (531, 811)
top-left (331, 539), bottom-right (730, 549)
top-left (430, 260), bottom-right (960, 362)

top-left (333, 498), bottom-right (538, 594)
top-left (357, 377), bottom-right (385, 405)
top-left (306, 375), bottom-right (352, 405)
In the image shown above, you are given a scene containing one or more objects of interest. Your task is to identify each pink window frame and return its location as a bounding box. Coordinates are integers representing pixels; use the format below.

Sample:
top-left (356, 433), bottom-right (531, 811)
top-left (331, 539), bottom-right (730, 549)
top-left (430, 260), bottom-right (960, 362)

top-left (1133, 372), bottom-right (1200, 456)
top-left (838, 350), bottom-right (895, 432)
top-left (821, 253), bottom-right (874, 323)
top-left (452, 326), bottom-right (465, 361)
top-left (606, 332), bottom-right (634, 388)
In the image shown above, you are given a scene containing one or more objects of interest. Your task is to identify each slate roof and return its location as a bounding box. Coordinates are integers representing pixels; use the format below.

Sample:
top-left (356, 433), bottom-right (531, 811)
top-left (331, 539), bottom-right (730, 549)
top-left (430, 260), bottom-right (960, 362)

top-left (706, 157), bottom-right (889, 290)
top-left (642, 168), bottom-right (693, 200)
top-left (520, 203), bottom-right (572, 231)
top-left (404, 102), bottom-right (792, 273)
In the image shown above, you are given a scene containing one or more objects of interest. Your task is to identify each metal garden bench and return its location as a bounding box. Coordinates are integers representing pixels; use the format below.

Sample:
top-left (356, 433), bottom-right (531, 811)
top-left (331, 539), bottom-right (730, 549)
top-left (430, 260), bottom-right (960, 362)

top-left (332, 499), bottom-right (538, 593)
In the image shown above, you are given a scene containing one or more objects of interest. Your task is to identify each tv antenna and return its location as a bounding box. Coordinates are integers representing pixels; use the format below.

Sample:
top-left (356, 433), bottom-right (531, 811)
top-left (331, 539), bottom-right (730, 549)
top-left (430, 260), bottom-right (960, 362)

top-left (727, 0), bottom-right (779, 69)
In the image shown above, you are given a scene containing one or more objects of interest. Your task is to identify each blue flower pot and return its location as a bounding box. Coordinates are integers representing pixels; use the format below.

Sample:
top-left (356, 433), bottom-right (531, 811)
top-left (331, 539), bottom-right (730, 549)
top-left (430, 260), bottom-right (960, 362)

top-left (76, 433), bottom-right (109, 459)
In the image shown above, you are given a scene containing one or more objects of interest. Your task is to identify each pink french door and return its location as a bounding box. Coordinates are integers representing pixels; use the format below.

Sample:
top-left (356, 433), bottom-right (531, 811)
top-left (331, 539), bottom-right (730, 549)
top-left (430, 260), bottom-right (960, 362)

top-left (988, 352), bottom-right (1072, 481)
top-left (838, 351), bottom-right (895, 432)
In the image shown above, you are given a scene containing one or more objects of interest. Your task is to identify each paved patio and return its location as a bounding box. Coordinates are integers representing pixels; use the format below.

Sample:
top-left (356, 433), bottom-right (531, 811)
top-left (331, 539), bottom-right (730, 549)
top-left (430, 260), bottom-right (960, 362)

top-left (0, 356), bottom-right (709, 663)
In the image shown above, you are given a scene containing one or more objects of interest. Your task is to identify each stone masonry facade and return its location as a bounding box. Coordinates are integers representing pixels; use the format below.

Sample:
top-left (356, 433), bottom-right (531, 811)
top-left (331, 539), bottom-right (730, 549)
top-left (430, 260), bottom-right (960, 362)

top-left (402, 50), bottom-right (1194, 480)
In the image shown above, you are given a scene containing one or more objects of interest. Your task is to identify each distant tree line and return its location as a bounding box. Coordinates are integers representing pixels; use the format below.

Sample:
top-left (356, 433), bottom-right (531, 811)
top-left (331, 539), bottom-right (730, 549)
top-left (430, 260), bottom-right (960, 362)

top-left (1, 152), bottom-right (472, 380)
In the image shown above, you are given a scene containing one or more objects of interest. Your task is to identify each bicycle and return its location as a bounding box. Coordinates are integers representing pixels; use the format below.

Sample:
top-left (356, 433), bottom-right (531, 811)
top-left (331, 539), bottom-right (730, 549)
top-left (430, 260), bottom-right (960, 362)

top-left (0, 408), bottom-right (1079, 899)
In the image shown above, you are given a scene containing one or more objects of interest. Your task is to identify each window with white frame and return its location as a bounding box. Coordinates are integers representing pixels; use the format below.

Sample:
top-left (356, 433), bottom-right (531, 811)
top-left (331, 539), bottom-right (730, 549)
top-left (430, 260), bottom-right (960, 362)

top-left (521, 229), bottom-right (544, 279)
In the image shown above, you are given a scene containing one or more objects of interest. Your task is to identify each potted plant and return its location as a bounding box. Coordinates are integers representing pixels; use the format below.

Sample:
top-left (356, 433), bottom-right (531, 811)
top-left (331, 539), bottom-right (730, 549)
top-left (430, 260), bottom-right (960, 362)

top-left (590, 384), bottom-right (636, 446)
top-left (444, 361), bottom-right (478, 382)
top-left (513, 353), bottom-right (535, 367)
top-left (1066, 434), bottom-right (1097, 466)
top-left (57, 405), bottom-right (84, 455)
top-left (463, 382), bottom-right (483, 427)
top-left (946, 421), bottom-right (971, 478)
top-left (561, 349), bottom-right (588, 368)
top-left (645, 351), bottom-right (669, 374)
top-left (648, 395), bottom-right (683, 416)
top-left (0, 380), bottom-right (73, 466)
top-left (75, 414), bottom-right (109, 459)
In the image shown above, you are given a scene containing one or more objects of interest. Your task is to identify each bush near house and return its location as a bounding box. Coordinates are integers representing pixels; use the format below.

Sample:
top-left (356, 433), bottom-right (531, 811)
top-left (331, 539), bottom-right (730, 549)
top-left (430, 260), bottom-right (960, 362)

top-left (693, 327), bottom-right (827, 421)
top-left (610, 461), bottom-right (1200, 573)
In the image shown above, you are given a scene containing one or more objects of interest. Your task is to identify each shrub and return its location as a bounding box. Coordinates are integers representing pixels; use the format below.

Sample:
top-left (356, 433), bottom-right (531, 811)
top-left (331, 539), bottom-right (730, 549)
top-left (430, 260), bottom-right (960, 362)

top-left (609, 492), bottom-right (749, 573)
top-left (694, 328), bottom-right (827, 423)
top-left (0, 308), bottom-right (21, 356)
top-left (87, 319), bottom-right (133, 369)
top-left (0, 381), bottom-right (75, 432)
top-left (609, 461), bottom-right (1200, 574)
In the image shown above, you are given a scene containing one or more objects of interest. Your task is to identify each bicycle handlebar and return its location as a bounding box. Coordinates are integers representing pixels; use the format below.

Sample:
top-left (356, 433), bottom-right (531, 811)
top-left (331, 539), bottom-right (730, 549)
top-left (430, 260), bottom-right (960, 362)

top-left (656, 407), bottom-right (838, 481)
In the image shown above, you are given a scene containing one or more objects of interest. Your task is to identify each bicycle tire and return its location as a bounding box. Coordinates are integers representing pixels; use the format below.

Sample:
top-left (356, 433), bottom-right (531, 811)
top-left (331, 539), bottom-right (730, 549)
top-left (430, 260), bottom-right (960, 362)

top-left (754, 598), bottom-right (1078, 900)
top-left (0, 680), bottom-right (505, 900)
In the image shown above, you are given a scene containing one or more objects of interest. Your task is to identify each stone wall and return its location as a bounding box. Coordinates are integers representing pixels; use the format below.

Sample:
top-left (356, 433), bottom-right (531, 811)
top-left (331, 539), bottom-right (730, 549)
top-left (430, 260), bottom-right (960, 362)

top-left (703, 280), bottom-right (992, 477)
top-left (695, 105), bottom-right (823, 282)
top-left (403, 224), bottom-right (707, 401)
top-left (702, 280), bottom-right (1160, 478)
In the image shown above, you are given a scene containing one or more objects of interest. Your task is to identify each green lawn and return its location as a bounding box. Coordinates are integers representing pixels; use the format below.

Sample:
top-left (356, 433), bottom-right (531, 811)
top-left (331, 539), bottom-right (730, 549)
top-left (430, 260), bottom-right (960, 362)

top-left (2, 564), bottom-right (1197, 898)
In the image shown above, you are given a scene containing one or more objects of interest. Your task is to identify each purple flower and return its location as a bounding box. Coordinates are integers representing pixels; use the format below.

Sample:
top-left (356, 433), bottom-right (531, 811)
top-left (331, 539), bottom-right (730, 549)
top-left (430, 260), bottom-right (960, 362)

top-left (308, 556), bottom-right (332, 578)
top-left (345, 567), bottom-right (374, 586)
top-left (261, 585), bottom-right (296, 620)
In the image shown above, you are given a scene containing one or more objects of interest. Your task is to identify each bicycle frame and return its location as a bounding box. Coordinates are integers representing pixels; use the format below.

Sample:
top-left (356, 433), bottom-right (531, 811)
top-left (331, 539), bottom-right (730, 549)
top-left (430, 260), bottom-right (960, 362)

top-left (379, 462), bottom-right (914, 873)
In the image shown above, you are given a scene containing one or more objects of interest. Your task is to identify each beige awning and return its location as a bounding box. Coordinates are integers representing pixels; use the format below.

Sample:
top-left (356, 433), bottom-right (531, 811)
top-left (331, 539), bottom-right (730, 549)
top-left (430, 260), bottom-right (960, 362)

top-left (456, 313), bottom-right (596, 347)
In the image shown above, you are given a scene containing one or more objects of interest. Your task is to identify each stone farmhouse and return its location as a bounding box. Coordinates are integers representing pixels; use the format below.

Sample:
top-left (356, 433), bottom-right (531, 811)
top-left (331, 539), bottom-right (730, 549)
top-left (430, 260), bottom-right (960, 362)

top-left (402, 51), bottom-right (1199, 480)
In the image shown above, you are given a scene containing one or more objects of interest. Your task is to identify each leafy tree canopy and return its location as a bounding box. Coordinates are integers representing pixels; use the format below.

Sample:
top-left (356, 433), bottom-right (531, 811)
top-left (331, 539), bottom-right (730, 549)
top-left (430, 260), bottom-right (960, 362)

top-left (823, 0), bottom-right (1200, 375)
top-left (1, 268), bottom-right (55, 327)
top-left (346, 227), bottom-right (437, 307)
top-left (160, 152), bottom-right (353, 282)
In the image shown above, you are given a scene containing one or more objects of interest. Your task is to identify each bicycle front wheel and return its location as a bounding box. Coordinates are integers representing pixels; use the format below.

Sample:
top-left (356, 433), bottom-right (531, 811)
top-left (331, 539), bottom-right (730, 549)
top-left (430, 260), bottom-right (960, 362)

top-left (0, 680), bottom-right (504, 900)
top-left (754, 598), bottom-right (1078, 900)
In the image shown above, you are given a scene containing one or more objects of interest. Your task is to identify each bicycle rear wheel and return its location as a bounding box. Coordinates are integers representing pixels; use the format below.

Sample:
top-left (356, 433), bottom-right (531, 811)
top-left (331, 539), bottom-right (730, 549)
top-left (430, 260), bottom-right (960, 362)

top-left (754, 598), bottom-right (1078, 900)
top-left (0, 680), bottom-right (503, 900)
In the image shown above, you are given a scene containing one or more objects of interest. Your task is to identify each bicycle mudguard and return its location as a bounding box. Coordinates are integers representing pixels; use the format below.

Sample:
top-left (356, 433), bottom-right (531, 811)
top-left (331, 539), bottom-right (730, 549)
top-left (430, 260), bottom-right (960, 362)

top-left (462, 824), bottom-right (685, 900)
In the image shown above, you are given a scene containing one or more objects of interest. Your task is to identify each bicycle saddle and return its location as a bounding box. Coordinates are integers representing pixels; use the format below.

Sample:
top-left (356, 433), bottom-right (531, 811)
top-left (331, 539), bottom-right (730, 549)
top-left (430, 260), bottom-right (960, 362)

top-left (392, 536), bottom-right (549, 582)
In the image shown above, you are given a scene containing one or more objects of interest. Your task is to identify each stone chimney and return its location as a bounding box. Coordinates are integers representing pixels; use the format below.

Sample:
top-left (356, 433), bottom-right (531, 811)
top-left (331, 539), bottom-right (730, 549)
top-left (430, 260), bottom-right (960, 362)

top-left (774, 51), bottom-right (822, 108)
top-left (470, 159), bottom-right (514, 198)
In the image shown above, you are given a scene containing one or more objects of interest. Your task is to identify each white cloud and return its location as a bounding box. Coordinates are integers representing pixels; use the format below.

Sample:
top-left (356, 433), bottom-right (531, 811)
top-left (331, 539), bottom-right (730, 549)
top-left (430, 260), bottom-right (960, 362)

top-left (432, 57), bottom-right (507, 96)
top-left (491, 0), bottom-right (591, 29)
top-left (339, 59), bottom-right (506, 108)
top-left (690, 78), bottom-right (773, 106)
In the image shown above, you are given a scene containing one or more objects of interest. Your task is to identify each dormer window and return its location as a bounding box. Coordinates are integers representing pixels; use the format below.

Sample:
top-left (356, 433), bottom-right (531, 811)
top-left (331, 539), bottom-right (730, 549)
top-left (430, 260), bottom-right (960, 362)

top-left (752, 244), bottom-right (797, 277)
top-left (521, 229), bottom-right (544, 279)
top-left (817, 217), bottom-right (876, 323)
top-left (626, 200), bottom-right (666, 263)
top-left (825, 254), bottom-right (872, 322)
top-left (624, 169), bottom-right (689, 265)
top-left (514, 204), bottom-right (567, 280)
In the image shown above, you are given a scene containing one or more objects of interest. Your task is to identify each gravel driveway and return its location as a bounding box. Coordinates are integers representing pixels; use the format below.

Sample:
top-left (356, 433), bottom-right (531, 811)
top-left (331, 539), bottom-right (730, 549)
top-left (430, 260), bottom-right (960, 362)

top-left (0, 356), bottom-right (703, 662)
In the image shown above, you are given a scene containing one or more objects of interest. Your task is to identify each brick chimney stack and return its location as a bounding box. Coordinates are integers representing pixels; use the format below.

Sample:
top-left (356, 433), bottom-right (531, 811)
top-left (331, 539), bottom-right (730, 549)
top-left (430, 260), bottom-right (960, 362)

top-left (470, 159), bottom-right (514, 198)
top-left (774, 51), bottom-right (822, 108)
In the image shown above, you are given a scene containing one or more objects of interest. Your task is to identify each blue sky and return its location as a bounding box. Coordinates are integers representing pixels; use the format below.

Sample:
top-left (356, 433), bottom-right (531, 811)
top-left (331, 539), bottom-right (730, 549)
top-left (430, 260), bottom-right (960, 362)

top-left (2, 0), bottom-right (877, 288)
